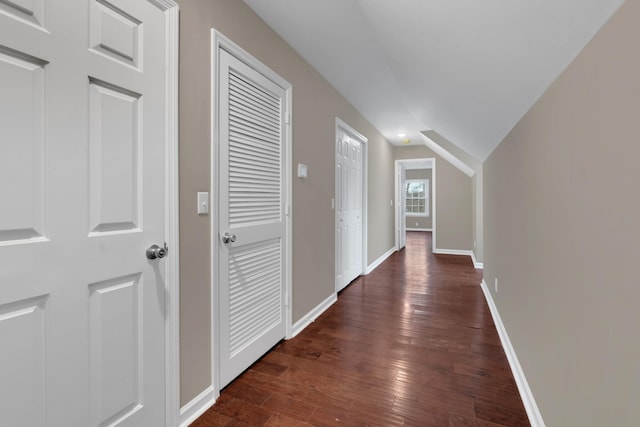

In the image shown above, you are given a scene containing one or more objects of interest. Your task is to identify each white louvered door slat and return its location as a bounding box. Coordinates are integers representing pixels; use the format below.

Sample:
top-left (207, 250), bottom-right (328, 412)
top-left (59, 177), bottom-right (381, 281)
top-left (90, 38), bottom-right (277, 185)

top-left (218, 49), bottom-right (288, 388)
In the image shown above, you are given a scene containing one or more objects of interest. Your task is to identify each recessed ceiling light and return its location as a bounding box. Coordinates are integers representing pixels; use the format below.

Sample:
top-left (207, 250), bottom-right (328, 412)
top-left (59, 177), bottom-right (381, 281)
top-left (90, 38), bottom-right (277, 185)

top-left (398, 133), bottom-right (406, 138)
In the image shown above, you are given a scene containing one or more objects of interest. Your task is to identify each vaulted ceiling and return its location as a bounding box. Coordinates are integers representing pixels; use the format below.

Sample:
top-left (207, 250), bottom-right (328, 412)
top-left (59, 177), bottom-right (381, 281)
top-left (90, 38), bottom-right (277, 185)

top-left (243, 0), bottom-right (624, 161)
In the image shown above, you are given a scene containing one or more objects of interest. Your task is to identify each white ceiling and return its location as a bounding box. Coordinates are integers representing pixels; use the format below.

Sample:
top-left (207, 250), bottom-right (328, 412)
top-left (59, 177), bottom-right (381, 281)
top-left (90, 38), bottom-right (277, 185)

top-left (243, 0), bottom-right (623, 161)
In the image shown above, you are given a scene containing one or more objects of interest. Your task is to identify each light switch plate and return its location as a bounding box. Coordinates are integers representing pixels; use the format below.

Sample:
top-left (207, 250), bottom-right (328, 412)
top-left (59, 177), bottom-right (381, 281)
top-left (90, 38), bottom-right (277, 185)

top-left (197, 192), bottom-right (209, 215)
top-left (297, 164), bottom-right (308, 178)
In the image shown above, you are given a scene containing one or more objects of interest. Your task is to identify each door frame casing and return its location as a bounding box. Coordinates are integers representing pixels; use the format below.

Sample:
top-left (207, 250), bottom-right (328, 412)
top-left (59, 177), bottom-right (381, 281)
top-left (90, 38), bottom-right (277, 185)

top-left (394, 158), bottom-right (436, 252)
top-left (210, 29), bottom-right (293, 397)
top-left (163, 4), bottom-right (180, 426)
top-left (163, 3), bottom-right (180, 426)
top-left (397, 164), bottom-right (407, 249)
top-left (334, 118), bottom-right (368, 292)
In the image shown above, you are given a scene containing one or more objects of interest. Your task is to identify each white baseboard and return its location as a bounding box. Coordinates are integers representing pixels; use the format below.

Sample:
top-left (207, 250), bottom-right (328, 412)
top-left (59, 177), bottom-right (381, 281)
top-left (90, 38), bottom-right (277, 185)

top-left (433, 248), bottom-right (473, 256)
top-left (470, 251), bottom-right (484, 269)
top-left (289, 292), bottom-right (337, 338)
top-left (365, 246), bottom-right (396, 274)
top-left (405, 228), bottom-right (432, 232)
top-left (179, 386), bottom-right (216, 427)
top-left (433, 248), bottom-right (484, 268)
top-left (480, 280), bottom-right (545, 427)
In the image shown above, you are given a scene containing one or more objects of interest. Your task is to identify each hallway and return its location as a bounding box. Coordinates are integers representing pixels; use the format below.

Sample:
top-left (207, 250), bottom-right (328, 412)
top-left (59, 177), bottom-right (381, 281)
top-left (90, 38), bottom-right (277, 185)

top-left (193, 232), bottom-right (528, 426)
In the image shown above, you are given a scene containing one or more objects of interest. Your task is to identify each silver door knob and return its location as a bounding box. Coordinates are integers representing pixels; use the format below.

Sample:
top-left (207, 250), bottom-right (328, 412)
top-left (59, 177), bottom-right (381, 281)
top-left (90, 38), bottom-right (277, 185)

top-left (222, 232), bottom-right (236, 244)
top-left (146, 243), bottom-right (168, 259)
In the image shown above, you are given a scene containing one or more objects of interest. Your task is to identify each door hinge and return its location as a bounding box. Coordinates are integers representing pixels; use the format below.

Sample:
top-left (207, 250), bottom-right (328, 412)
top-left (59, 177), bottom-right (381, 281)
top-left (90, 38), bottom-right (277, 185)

top-left (285, 112), bottom-right (291, 124)
top-left (284, 291), bottom-right (290, 307)
top-left (285, 203), bottom-right (290, 216)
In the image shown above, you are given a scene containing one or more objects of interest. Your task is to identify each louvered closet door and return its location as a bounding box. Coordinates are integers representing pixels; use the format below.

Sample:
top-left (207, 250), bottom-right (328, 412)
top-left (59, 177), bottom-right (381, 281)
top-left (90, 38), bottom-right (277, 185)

top-left (218, 49), bottom-right (287, 388)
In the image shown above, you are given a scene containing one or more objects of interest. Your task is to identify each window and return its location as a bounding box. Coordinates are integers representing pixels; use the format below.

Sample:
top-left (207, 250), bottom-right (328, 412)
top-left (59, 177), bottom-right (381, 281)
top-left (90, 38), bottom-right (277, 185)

top-left (405, 179), bottom-right (429, 217)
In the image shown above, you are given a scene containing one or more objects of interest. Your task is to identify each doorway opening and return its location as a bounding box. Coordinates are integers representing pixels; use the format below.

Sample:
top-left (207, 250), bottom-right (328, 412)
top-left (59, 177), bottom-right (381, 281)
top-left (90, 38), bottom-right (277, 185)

top-left (395, 158), bottom-right (435, 252)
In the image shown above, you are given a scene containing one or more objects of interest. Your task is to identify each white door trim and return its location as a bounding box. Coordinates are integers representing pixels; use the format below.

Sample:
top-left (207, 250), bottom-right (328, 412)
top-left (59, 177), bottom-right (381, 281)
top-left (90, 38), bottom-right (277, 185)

top-left (394, 161), bottom-right (401, 250)
top-left (160, 2), bottom-right (180, 426)
top-left (397, 165), bottom-right (406, 250)
top-left (394, 158), bottom-right (436, 252)
top-left (335, 117), bottom-right (368, 289)
top-left (210, 29), bottom-right (292, 397)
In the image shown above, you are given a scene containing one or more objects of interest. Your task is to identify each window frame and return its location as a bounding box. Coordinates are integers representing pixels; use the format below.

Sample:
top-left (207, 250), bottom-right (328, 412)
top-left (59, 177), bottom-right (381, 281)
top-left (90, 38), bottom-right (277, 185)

top-left (405, 179), bottom-right (429, 217)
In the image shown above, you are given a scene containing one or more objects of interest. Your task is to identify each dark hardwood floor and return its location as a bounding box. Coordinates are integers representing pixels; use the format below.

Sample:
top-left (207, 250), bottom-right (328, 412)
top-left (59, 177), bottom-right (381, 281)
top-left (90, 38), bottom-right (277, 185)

top-left (193, 231), bottom-right (529, 426)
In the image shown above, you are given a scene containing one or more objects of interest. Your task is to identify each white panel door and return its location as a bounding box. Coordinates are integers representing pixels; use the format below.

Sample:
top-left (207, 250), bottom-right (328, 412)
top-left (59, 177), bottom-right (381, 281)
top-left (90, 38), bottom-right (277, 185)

top-left (0, 1), bottom-right (171, 426)
top-left (336, 130), bottom-right (363, 292)
top-left (399, 166), bottom-right (407, 249)
top-left (217, 49), bottom-right (288, 388)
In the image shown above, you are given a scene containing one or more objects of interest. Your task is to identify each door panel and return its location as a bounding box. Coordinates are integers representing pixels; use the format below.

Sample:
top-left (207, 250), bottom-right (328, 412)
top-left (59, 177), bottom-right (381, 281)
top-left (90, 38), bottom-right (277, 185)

top-left (0, 47), bottom-right (46, 242)
top-left (0, 295), bottom-right (47, 427)
top-left (228, 239), bottom-right (282, 358)
top-left (88, 274), bottom-right (143, 426)
top-left (0, 0), bottom-right (46, 26)
top-left (0, 1), bottom-right (170, 426)
top-left (218, 49), bottom-right (288, 388)
top-left (89, 0), bottom-right (142, 69)
top-left (88, 79), bottom-right (142, 234)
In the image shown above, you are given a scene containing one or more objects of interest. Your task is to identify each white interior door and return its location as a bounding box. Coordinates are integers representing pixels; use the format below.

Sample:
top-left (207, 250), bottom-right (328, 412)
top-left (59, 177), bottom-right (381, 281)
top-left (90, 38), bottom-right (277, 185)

top-left (217, 48), bottom-right (289, 388)
top-left (0, 1), bottom-right (171, 425)
top-left (399, 166), bottom-right (407, 249)
top-left (336, 128), bottom-right (363, 292)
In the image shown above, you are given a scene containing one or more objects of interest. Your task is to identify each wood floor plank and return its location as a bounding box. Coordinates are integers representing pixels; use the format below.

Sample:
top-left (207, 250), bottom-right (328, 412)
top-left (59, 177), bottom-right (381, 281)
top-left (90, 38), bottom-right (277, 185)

top-left (261, 394), bottom-right (317, 422)
top-left (216, 399), bottom-right (273, 426)
top-left (193, 232), bottom-right (529, 426)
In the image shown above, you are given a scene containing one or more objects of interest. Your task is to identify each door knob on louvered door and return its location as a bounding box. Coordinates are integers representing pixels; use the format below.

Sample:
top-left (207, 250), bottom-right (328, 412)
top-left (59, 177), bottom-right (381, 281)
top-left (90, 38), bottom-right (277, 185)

top-left (222, 232), bottom-right (237, 244)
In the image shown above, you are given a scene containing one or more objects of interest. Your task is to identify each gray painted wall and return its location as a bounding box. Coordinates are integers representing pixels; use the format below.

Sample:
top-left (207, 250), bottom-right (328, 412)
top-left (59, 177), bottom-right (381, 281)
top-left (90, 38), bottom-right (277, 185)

top-left (177, 0), bottom-right (395, 406)
top-left (424, 131), bottom-right (483, 262)
top-left (394, 146), bottom-right (472, 252)
top-left (484, 1), bottom-right (639, 424)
